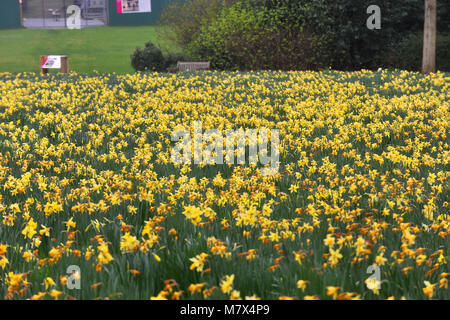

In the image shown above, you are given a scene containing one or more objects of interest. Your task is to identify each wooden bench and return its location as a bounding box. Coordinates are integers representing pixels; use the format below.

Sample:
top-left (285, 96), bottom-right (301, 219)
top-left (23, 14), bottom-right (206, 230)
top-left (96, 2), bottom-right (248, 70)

top-left (176, 61), bottom-right (210, 72)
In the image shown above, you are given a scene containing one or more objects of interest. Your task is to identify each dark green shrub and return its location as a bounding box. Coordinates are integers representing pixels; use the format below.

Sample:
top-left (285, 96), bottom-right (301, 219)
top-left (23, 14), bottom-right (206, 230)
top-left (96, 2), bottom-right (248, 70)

top-left (159, 0), bottom-right (450, 71)
top-left (386, 33), bottom-right (450, 72)
top-left (188, 2), bottom-right (327, 70)
top-left (131, 42), bottom-right (166, 72)
top-left (158, 0), bottom-right (236, 48)
top-left (131, 42), bottom-right (188, 72)
top-left (248, 0), bottom-right (450, 70)
top-left (164, 52), bottom-right (187, 69)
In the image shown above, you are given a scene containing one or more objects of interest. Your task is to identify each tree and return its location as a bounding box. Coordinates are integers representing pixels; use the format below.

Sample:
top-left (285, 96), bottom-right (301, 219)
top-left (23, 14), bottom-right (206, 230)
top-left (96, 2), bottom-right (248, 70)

top-left (422, 0), bottom-right (437, 74)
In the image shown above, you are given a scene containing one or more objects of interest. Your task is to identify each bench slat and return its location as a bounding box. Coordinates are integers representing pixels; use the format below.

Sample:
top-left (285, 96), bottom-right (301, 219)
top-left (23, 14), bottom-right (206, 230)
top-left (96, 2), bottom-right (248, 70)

top-left (176, 61), bottom-right (210, 72)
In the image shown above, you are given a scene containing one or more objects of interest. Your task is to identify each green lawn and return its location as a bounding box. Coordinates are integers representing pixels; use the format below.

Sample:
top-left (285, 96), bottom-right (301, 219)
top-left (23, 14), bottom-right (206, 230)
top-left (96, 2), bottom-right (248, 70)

top-left (0, 26), bottom-right (178, 73)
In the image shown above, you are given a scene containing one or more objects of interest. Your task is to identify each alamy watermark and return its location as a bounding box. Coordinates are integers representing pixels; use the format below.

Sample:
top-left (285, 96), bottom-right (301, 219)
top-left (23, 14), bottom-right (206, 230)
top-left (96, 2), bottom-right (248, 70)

top-left (367, 5), bottom-right (381, 30)
top-left (65, 5), bottom-right (381, 31)
top-left (67, 265), bottom-right (81, 290)
top-left (171, 121), bottom-right (280, 175)
top-left (365, 265), bottom-right (382, 294)
top-left (67, 5), bottom-right (81, 30)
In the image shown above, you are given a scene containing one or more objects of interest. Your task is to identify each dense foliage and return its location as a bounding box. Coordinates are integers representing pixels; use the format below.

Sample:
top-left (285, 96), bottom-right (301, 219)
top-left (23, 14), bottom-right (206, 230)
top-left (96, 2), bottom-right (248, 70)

top-left (131, 42), bottom-right (184, 72)
top-left (388, 33), bottom-right (450, 72)
top-left (159, 0), bottom-right (233, 48)
top-left (159, 0), bottom-right (450, 71)
top-left (187, 2), bottom-right (327, 70)
top-left (131, 42), bottom-right (166, 72)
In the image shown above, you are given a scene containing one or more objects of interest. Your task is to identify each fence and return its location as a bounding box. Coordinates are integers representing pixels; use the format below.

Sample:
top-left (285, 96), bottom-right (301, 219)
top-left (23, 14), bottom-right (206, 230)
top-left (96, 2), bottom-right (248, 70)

top-left (1, 0), bottom-right (170, 29)
top-left (21, 0), bottom-right (108, 29)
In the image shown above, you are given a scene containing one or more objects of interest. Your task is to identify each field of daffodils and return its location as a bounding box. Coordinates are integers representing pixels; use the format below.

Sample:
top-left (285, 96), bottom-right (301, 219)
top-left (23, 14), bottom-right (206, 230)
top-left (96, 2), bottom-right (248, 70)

top-left (0, 70), bottom-right (448, 300)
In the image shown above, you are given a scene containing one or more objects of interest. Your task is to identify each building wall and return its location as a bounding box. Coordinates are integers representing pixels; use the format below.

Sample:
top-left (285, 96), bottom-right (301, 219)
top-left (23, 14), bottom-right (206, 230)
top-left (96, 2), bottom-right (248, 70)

top-left (0, 0), bottom-right (22, 29)
top-left (108, 0), bottom-right (169, 26)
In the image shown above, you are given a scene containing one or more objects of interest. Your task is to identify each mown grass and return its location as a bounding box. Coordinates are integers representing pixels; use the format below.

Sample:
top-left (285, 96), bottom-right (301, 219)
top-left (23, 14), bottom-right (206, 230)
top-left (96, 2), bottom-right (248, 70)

top-left (0, 26), bottom-right (177, 73)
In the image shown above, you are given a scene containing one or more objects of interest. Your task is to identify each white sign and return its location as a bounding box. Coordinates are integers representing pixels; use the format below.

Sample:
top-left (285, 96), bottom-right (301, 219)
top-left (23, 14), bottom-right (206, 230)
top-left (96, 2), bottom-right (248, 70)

top-left (41, 56), bottom-right (63, 69)
top-left (117, 0), bottom-right (151, 14)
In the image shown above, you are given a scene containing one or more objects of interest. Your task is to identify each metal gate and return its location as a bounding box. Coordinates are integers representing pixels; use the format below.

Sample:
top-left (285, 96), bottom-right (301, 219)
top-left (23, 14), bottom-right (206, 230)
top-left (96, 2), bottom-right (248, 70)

top-left (21, 0), bottom-right (108, 29)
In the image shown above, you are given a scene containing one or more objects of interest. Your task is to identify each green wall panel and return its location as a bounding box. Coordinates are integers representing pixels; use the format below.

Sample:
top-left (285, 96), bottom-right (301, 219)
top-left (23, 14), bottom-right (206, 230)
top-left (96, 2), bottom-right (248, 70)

top-left (0, 0), bottom-right (22, 29)
top-left (108, 0), bottom-right (169, 26)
